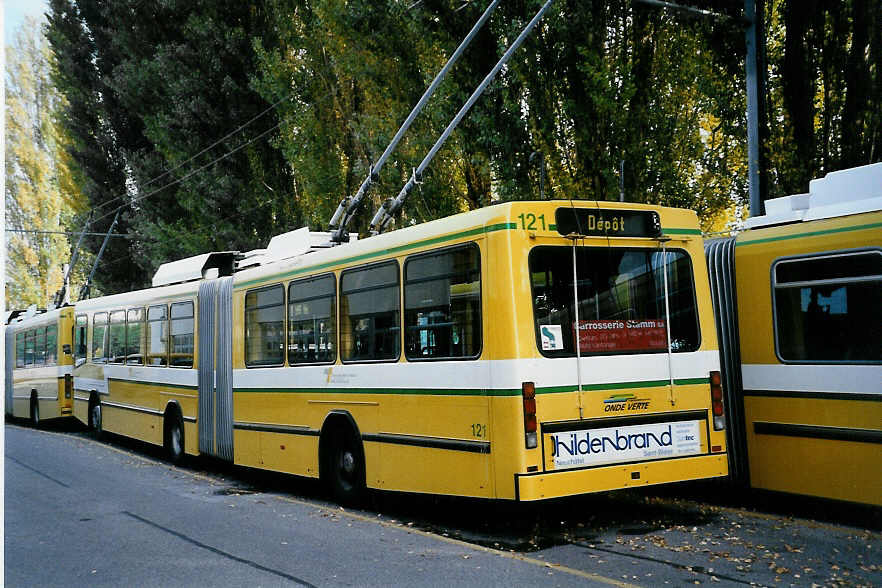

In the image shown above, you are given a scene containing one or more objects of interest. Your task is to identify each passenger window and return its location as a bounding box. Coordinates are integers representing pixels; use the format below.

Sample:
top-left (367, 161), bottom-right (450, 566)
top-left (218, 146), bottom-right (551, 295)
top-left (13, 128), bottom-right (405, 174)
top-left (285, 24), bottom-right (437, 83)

top-left (92, 313), bottom-right (108, 363)
top-left (774, 250), bottom-right (882, 362)
top-left (245, 285), bottom-right (285, 367)
top-left (170, 301), bottom-right (194, 368)
top-left (126, 308), bottom-right (145, 365)
top-left (340, 261), bottom-right (400, 362)
top-left (108, 311), bottom-right (126, 363)
top-left (404, 244), bottom-right (481, 360)
top-left (34, 328), bottom-right (46, 366)
top-left (288, 274), bottom-right (336, 365)
top-left (46, 325), bottom-right (58, 366)
top-left (146, 305), bottom-right (168, 366)
top-left (74, 315), bottom-right (88, 363)
top-left (15, 333), bottom-right (24, 368)
top-left (25, 330), bottom-right (35, 366)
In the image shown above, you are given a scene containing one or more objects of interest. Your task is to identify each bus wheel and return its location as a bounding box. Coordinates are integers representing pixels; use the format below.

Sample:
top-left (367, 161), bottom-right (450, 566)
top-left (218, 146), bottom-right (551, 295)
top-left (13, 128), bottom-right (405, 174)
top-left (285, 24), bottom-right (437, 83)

top-left (89, 397), bottom-right (103, 439)
top-left (29, 393), bottom-right (40, 427)
top-left (326, 425), bottom-right (366, 506)
top-left (164, 411), bottom-right (185, 464)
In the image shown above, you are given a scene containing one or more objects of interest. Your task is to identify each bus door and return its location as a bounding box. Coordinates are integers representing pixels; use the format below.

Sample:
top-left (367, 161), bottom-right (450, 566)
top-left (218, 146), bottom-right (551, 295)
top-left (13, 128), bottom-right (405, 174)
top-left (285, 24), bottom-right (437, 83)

top-left (197, 276), bottom-right (234, 461)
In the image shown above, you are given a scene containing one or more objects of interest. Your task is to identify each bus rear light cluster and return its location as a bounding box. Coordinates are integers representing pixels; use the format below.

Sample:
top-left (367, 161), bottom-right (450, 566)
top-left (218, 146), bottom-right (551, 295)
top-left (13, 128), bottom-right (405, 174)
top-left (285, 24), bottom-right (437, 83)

top-left (64, 374), bottom-right (72, 399)
top-left (710, 370), bottom-right (725, 430)
top-left (522, 381), bottom-right (537, 449)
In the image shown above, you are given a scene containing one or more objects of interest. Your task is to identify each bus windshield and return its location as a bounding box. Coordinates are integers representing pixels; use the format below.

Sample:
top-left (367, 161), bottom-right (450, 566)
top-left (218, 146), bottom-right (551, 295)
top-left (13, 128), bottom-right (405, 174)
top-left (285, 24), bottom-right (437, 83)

top-left (529, 246), bottom-right (700, 356)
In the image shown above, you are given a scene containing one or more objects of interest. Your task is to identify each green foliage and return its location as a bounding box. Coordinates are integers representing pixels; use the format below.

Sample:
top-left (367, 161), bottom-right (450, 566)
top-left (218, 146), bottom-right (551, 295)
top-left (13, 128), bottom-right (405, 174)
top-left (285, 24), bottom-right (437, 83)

top-left (764, 0), bottom-right (881, 199)
top-left (254, 1), bottom-right (751, 235)
top-left (5, 17), bottom-right (87, 309)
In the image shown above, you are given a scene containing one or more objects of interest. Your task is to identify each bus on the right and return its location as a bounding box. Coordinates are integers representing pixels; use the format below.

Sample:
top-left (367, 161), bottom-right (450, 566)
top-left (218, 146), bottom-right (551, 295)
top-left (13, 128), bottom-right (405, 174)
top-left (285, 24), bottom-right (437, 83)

top-left (706, 162), bottom-right (881, 506)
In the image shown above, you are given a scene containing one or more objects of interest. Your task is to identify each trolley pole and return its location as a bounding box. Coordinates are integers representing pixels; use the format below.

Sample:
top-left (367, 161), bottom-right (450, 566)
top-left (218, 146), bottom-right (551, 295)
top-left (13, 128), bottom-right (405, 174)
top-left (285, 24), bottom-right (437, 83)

top-left (79, 211), bottom-right (120, 300)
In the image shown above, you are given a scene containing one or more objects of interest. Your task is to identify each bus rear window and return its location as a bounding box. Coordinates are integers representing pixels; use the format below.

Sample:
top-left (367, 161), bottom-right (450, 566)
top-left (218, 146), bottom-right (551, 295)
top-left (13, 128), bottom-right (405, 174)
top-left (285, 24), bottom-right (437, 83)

top-left (529, 246), bottom-right (700, 356)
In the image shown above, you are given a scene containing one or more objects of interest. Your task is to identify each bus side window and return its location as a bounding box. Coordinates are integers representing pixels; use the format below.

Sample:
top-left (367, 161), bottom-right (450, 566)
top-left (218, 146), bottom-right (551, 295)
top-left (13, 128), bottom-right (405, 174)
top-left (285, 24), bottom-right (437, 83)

top-left (34, 327), bottom-right (46, 366)
top-left (126, 308), bottom-right (145, 365)
top-left (15, 332), bottom-right (25, 368)
top-left (108, 310), bottom-right (126, 364)
top-left (146, 305), bottom-right (168, 366)
top-left (46, 325), bottom-right (58, 366)
top-left (170, 301), bottom-right (194, 368)
top-left (288, 275), bottom-right (336, 365)
top-left (24, 330), bottom-right (35, 366)
top-left (245, 285), bottom-right (285, 367)
top-left (774, 250), bottom-right (882, 362)
top-left (340, 261), bottom-right (400, 362)
top-left (404, 244), bottom-right (481, 360)
top-left (92, 313), bottom-right (108, 363)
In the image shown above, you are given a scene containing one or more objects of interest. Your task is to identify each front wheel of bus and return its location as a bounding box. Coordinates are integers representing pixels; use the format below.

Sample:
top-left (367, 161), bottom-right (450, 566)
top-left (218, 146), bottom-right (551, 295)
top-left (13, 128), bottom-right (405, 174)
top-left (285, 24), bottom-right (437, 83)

top-left (89, 397), bottom-right (102, 439)
top-left (29, 394), bottom-right (40, 427)
top-left (329, 428), bottom-right (365, 506)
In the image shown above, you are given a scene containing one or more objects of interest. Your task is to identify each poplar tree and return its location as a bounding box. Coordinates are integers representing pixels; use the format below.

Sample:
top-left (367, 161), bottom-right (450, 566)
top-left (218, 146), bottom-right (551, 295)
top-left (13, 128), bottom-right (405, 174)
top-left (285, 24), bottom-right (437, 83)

top-left (5, 17), bottom-right (86, 308)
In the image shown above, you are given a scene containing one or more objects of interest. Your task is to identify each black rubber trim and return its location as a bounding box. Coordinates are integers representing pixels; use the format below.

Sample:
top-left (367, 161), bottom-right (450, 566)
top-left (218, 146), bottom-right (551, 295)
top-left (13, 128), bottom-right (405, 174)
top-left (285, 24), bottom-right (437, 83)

top-left (744, 389), bottom-right (882, 402)
top-left (362, 432), bottom-right (490, 454)
top-left (753, 421), bottom-right (882, 444)
top-left (233, 422), bottom-right (320, 436)
top-left (541, 409), bottom-right (708, 434)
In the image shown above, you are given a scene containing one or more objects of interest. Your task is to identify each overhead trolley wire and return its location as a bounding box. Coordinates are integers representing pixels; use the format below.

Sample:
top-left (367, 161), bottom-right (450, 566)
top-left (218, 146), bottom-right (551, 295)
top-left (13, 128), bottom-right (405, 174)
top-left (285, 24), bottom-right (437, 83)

top-left (87, 120), bottom-right (283, 227)
top-left (90, 92), bottom-right (293, 217)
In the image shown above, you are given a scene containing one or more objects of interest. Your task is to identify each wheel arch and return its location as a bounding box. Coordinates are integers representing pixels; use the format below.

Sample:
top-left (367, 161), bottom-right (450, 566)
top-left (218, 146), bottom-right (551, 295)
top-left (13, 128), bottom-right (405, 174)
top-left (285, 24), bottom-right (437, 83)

top-left (318, 410), bottom-right (363, 479)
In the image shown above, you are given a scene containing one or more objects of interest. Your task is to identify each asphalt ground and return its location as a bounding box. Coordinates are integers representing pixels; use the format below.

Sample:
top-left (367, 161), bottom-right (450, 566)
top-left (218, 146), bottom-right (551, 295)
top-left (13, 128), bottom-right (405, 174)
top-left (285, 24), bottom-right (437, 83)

top-left (5, 421), bottom-right (881, 587)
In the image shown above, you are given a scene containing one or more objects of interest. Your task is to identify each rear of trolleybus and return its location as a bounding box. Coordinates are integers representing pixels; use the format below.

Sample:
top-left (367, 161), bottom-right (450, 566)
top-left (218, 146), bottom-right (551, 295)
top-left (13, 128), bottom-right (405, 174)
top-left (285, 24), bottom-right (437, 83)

top-left (730, 164), bottom-right (882, 506)
top-left (6, 307), bottom-right (75, 424)
top-left (494, 201), bottom-right (728, 500)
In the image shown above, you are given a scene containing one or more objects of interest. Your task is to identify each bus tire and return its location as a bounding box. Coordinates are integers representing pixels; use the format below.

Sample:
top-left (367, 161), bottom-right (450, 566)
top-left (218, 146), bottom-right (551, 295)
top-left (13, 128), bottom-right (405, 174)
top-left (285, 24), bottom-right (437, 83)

top-left (29, 392), bottom-right (40, 427)
top-left (164, 408), bottom-right (185, 464)
top-left (88, 395), bottom-right (103, 439)
top-left (322, 421), bottom-right (366, 506)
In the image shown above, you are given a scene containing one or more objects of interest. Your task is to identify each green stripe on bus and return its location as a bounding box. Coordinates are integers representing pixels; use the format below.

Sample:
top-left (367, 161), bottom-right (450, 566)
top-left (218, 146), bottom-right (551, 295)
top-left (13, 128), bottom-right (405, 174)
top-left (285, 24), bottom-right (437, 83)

top-left (537, 377), bottom-right (709, 395)
top-left (234, 387), bottom-right (511, 397)
top-left (106, 378), bottom-right (197, 391)
top-left (663, 228), bottom-right (703, 236)
top-left (234, 377), bottom-right (709, 398)
top-left (236, 222), bottom-right (517, 289)
top-left (735, 221), bottom-right (882, 247)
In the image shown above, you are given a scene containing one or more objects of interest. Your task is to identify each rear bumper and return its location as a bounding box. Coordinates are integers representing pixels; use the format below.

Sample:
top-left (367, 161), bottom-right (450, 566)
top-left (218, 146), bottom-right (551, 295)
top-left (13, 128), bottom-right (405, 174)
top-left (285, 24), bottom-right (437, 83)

top-left (515, 453), bottom-right (728, 501)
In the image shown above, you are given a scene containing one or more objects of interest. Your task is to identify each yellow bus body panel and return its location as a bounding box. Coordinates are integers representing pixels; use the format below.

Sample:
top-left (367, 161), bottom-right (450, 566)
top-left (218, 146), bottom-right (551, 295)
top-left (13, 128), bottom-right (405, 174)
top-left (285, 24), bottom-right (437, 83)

top-left (735, 210), bottom-right (882, 505)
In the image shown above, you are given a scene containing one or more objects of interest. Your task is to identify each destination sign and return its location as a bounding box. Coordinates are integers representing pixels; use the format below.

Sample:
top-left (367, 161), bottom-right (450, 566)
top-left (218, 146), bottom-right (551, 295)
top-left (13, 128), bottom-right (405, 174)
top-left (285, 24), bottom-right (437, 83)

top-left (555, 208), bottom-right (661, 238)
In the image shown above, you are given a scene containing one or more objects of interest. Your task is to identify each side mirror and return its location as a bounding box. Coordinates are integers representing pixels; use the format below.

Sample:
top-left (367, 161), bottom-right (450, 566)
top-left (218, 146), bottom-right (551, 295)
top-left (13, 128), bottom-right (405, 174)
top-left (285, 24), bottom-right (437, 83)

top-left (63, 344), bottom-right (72, 355)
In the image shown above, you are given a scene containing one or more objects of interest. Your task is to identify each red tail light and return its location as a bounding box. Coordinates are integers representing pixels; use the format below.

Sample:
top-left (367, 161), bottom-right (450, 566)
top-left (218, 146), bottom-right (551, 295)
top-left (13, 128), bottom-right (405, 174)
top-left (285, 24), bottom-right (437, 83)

top-left (522, 381), bottom-right (538, 448)
top-left (710, 371), bottom-right (725, 430)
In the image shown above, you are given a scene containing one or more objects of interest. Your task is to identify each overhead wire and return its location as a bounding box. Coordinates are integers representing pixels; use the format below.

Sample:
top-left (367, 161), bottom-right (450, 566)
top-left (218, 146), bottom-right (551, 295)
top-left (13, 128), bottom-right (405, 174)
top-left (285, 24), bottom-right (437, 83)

top-left (90, 92), bottom-right (293, 216)
top-left (87, 120), bottom-right (283, 227)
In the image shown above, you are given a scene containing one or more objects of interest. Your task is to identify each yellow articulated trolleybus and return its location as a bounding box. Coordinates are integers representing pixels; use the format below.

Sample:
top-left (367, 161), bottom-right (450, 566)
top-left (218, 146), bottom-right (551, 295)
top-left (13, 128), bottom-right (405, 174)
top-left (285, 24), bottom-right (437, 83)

top-left (706, 163), bottom-right (881, 506)
top-left (71, 200), bottom-right (728, 502)
top-left (5, 306), bottom-right (76, 425)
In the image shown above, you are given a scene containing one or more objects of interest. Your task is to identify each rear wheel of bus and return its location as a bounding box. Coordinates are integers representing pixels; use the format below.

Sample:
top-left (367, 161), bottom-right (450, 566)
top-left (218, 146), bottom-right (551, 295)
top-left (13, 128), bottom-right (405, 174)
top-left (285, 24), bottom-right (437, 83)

top-left (322, 418), bottom-right (366, 506)
top-left (164, 406), bottom-right (185, 464)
